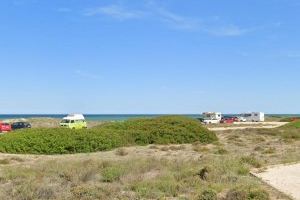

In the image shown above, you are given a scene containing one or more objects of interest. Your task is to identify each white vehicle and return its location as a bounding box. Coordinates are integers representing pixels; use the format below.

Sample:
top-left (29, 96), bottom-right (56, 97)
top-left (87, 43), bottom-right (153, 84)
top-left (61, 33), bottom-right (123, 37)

top-left (202, 112), bottom-right (222, 124)
top-left (237, 116), bottom-right (247, 122)
top-left (240, 112), bottom-right (265, 122)
top-left (60, 114), bottom-right (87, 129)
top-left (63, 114), bottom-right (85, 120)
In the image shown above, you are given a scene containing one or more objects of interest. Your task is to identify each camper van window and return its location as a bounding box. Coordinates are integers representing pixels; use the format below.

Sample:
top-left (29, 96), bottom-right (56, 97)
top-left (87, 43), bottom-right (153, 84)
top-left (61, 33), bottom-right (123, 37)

top-left (61, 119), bottom-right (70, 123)
top-left (71, 120), bottom-right (75, 123)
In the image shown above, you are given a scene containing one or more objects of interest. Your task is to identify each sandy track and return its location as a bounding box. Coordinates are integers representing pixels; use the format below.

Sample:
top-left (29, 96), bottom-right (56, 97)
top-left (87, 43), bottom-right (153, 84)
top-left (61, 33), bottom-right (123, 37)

top-left (208, 122), bottom-right (288, 131)
top-left (252, 163), bottom-right (300, 200)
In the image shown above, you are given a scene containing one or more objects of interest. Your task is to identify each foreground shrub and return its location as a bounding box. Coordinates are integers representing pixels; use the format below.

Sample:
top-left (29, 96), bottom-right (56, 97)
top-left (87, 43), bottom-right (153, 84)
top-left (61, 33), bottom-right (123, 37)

top-left (198, 189), bottom-right (217, 200)
top-left (0, 116), bottom-right (217, 154)
top-left (225, 188), bottom-right (269, 200)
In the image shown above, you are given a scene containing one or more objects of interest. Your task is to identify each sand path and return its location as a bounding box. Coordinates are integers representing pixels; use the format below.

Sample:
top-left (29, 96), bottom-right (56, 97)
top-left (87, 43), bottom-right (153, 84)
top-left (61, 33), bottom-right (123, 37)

top-left (208, 122), bottom-right (288, 131)
top-left (252, 163), bottom-right (300, 200)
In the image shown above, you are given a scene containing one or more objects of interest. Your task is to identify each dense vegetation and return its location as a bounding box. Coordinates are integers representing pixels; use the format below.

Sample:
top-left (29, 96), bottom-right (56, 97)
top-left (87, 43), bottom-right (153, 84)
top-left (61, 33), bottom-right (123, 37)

top-left (0, 116), bottom-right (217, 154)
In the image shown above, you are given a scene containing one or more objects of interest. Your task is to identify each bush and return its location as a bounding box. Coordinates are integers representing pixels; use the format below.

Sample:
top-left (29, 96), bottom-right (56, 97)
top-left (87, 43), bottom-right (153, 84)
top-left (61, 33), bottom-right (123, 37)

top-left (225, 188), bottom-right (269, 200)
top-left (0, 116), bottom-right (217, 155)
top-left (279, 117), bottom-right (300, 122)
top-left (198, 189), bottom-right (217, 200)
top-left (101, 166), bottom-right (124, 182)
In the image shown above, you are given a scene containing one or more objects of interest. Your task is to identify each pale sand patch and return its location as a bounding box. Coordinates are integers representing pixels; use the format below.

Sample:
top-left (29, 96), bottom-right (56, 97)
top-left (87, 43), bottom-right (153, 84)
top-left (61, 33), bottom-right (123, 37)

top-left (252, 163), bottom-right (300, 200)
top-left (209, 122), bottom-right (288, 131)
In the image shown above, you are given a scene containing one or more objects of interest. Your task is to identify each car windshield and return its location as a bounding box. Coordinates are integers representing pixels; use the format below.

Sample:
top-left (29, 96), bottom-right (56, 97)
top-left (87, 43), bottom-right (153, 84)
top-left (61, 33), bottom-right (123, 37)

top-left (61, 119), bottom-right (70, 123)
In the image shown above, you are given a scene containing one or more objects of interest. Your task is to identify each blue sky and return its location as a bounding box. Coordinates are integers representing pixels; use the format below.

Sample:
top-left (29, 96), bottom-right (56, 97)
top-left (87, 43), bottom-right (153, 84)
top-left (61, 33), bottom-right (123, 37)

top-left (0, 0), bottom-right (300, 114)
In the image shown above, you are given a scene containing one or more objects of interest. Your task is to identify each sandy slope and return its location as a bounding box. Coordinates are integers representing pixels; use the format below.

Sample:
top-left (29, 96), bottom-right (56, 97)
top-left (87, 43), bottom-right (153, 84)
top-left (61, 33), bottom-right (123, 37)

top-left (252, 163), bottom-right (300, 200)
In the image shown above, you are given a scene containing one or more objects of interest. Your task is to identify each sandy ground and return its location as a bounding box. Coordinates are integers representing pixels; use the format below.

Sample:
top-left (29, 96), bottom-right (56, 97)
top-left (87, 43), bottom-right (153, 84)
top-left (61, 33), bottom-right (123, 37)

top-left (208, 122), bottom-right (288, 131)
top-left (252, 163), bottom-right (300, 200)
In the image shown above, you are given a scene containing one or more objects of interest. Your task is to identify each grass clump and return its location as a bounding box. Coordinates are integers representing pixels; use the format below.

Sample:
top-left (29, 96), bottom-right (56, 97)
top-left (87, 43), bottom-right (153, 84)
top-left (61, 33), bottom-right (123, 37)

top-left (0, 116), bottom-right (217, 155)
top-left (240, 156), bottom-right (263, 168)
top-left (101, 166), bottom-right (125, 182)
top-left (225, 187), bottom-right (269, 200)
top-left (198, 189), bottom-right (217, 200)
top-left (115, 148), bottom-right (129, 156)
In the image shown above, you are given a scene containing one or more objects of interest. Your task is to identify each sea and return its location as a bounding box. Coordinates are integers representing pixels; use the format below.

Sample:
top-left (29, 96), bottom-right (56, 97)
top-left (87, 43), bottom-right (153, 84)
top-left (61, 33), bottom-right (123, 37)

top-left (0, 114), bottom-right (299, 121)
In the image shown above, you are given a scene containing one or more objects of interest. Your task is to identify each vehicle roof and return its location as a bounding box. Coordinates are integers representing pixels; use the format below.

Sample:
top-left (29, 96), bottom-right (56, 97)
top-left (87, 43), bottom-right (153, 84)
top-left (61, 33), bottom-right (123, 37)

top-left (63, 114), bottom-right (85, 120)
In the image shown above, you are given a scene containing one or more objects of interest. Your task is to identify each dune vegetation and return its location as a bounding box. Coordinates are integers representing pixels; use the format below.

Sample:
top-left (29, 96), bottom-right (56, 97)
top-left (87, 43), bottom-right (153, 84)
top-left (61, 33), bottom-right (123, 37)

top-left (0, 119), bottom-right (299, 199)
top-left (0, 116), bottom-right (217, 154)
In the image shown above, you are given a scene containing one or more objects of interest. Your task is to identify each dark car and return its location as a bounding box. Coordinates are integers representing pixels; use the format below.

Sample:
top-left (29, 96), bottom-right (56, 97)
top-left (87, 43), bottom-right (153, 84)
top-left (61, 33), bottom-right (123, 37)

top-left (11, 122), bottom-right (31, 130)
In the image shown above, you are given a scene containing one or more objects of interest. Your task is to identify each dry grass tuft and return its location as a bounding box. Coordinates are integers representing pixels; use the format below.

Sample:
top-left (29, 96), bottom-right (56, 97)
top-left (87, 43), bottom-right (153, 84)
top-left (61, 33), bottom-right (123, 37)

top-left (115, 148), bottom-right (129, 156)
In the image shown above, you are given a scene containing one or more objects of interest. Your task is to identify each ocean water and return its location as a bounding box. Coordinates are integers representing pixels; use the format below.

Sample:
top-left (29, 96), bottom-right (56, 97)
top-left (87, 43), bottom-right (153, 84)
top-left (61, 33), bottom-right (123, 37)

top-left (0, 114), bottom-right (299, 121)
top-left (0, 114), bottom-right (202, 121)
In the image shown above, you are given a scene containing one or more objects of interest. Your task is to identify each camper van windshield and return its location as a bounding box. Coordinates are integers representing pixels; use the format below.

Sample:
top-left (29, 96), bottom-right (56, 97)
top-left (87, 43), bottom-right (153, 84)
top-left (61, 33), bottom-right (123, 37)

top-left (61, 119), bottom-right (70, 123)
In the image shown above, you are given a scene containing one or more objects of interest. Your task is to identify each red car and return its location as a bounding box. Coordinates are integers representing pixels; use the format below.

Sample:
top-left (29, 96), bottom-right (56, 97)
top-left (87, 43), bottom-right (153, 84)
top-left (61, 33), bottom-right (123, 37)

top-left (220, 117), bottom-right (235, 124)
top-left (0, 122), bottom-right (12, 133)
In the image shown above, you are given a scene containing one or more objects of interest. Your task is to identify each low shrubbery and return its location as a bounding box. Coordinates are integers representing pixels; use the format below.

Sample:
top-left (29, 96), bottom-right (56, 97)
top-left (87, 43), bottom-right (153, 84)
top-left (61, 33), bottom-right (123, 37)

top-left (284, 120), bottom-right (300, 128)
top-left (279, 117), bottom-right (300, 122)
top-left (0, 116), bottom-right (217, 154)
top-left (255, 121), bottom-right (300, 141)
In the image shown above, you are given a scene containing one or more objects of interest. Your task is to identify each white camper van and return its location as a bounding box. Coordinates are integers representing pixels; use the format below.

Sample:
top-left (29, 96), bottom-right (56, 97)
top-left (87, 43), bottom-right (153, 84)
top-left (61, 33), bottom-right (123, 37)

top-left (241, 112), bottom-right (265, 122)
top-left (60, 114), bottom-right (87, 129)
top-left (202, 112), bottom-right (222, 124)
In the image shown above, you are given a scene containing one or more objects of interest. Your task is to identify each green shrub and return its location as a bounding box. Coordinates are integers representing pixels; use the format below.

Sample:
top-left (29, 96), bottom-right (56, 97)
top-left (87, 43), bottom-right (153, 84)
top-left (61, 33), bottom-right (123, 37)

top-left (248, 188), bottom-right (269, 200)
top-left (198, 189), bottom-right (217, 200)
top-left (225, 188), bottom-right (269, 200)
top-left (284, 120), bottom-right (300, 128)
top-left (0, 116), bottom-right (217, 155)
top-left (101, 166), bottom-right (124, 182)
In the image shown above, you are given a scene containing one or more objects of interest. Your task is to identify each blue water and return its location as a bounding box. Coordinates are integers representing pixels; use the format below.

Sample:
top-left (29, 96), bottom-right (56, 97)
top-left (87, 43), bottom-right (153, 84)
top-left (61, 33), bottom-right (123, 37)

top-left (0, 114), bottom-right (299, 121)
top-left (0, 114), bottom-right (202, 121)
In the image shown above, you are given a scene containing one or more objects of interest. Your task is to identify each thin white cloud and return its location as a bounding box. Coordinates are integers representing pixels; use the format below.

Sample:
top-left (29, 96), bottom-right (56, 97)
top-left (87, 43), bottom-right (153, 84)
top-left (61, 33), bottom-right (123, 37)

top-left (74, 70), bottom-right (101, 80)
top-left (204, 24), bottom-right (251, 36)
top-left (84, 5), bottom-right (146, 20)
top-left (155, 8), bottom-right (200, 30)
top-left (82, 3), bottom-right (258, 37)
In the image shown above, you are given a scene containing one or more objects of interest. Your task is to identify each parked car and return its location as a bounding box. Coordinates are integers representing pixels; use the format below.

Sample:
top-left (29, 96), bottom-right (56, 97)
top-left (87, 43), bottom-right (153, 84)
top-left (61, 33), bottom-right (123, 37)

top-left (236, 116), bottom-right (247, 122)
top-left (220, 117), bottom-right (235, 124)
top-left (11, 122), bottom-right (32, 130)
top-left (0, 122), bottom-right (12, 133)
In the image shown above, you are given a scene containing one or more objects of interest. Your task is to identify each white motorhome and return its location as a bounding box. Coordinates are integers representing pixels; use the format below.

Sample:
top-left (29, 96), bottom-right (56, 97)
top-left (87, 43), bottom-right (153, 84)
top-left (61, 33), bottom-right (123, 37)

top-left (202, 112), bottom-right (222, 124)
top-left (240, 112), bottom-right (265, 122)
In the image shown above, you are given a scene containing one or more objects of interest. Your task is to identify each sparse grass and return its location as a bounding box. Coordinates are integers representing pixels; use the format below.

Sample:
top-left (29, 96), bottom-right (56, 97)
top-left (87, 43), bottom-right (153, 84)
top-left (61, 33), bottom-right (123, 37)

top-left (193, 145), bottom-right (210, 153)
top-left (240, 155), bottom-right (263, 168)
top-left (0, 159), bottom-right (10, 165)
top-left (0, 155), bottom-right (274, 200)
top-left (169, 145), bottom-right (186, 151)
top-left (215, 147), bottom-right (228, 155)
top-left (263, 147), bottom-right (276, 154)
